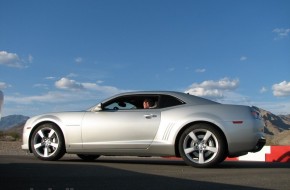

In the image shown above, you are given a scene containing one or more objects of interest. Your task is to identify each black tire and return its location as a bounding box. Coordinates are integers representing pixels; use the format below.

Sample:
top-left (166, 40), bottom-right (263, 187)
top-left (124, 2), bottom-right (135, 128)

top-left (178, 123), bottom-right (226, 168)
top-left (77, 154), bottom-right (100, 161)
top-left (30, 123), bottom-right (65, 161)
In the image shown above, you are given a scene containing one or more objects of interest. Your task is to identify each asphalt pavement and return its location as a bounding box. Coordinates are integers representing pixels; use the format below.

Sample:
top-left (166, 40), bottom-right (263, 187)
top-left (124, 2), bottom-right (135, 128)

top-left (0, 155), bottom-right (289, 190)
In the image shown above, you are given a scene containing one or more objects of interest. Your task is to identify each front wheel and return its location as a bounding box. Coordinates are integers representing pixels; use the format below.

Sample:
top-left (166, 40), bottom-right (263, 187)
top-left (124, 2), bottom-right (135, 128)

top-left (30, 123), bottom-right (65, 161)
top-left (179, 123), bottom-right (227, 168)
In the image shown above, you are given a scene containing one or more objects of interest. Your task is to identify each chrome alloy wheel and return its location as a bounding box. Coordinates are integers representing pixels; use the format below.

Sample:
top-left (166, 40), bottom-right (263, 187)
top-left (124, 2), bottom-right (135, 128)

top-left (179, 124), bottom-right (226, 167)
top-left (32, 127), bottom-right (60, 158)
top-left (183, 128), bottom-right (219, 165)
top-left (30, 123), bottom-right (65, 161)
top-left (31, 123), bottom-right (65, 161)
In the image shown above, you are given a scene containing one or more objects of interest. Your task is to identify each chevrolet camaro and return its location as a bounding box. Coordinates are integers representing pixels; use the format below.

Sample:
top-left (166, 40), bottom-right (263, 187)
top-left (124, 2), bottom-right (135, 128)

top-left (22, 91), bottom-right (265, 167)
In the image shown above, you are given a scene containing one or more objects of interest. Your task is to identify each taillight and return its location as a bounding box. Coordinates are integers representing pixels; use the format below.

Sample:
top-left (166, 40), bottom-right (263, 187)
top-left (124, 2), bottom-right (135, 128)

top-left (251, 108), bottom-right (261, 120)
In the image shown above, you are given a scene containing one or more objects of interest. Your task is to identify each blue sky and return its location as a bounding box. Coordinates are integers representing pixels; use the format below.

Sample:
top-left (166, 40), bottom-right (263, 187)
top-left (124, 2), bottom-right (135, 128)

top-left (0, 0), bottom-right (289, 116)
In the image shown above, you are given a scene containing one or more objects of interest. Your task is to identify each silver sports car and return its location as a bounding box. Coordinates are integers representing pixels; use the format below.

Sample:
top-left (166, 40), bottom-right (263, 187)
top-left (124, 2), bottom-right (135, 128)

top-left (22, 91), bottom-right (265, 168)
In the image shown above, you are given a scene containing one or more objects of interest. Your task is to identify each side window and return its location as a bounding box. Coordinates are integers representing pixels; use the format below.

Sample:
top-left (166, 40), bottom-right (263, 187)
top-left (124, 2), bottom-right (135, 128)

top-left (159, 95), bottom-right (184, 108)
top-left (104, 102), bottom-right (136, 110)
top-left (103, 95), bottom-right (160, 110)
top-left (103, 97), bottom-right (137, 110)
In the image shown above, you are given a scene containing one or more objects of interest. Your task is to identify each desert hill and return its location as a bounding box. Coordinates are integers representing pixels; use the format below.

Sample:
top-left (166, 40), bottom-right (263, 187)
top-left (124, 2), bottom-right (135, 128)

top-left (253, 107), bottom-right (290, 145)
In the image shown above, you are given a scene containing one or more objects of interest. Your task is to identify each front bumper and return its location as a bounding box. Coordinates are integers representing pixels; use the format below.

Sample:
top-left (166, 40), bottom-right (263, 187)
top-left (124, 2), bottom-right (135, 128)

top-left (21, 144), bottom-right (29, 150)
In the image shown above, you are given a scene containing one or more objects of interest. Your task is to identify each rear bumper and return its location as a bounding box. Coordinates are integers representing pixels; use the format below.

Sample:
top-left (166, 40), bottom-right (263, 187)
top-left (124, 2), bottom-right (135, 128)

top-left (251, 137), bottom-right (266, 152)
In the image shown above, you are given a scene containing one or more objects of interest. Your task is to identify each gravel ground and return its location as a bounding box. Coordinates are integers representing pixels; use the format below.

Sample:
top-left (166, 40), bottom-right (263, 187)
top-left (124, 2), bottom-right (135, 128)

top-left (0, 140), bottom-right (29, 155)
top-left (0, 141), bottom-right (80, 159)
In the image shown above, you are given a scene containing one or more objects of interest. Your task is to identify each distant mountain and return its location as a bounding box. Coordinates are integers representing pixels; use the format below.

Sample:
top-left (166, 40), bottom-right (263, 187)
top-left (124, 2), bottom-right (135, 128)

top-left (279, 114), bottom-right (290, 124)
top-left (0, 115), bottom-right (29, 131)
top-left (253, 107), bottom-right (290, 145)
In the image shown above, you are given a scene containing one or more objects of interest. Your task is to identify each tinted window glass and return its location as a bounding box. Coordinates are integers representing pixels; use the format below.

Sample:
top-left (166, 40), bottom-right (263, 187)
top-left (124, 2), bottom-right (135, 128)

top-left (160, 95), bottom-right (184, 108)
top-left (104, 101), bottom-right (136, 110)
top-left (103, 95), bottom-right (160, 110)
top-left (103, 96), bottom-right (137, 110)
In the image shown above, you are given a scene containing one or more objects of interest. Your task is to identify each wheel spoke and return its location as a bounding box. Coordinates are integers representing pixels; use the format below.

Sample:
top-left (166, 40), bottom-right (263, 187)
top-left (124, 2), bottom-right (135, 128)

top-left (34, 143), bottom-right (43, 149)
top-left (188, 131), bottom-right (198, 142)
top-left (206, 146), bottom-right (218, 153)
top-left (198, 151), bottom-right (205, 163)
top-left (50, 142), bottom-right (59, 149)
top-left (37, 130), bottom-right (45, 138)
top-left (184, 147), bottom-right (195, 154)
top-left (48, 129), bottom-right (55, 138)
top-left (44, 147), bottom-right (49, 157)
top-left (203, 130), bottom-right (212, 142)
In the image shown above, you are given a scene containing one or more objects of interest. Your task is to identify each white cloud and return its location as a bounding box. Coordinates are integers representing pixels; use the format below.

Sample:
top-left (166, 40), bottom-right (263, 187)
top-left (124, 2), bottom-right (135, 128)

top-left (186, 83), bottom-right (290, 115)
top-left (82, 82), bottom-right (122, 95)
top-left (55, 77), bottom-right (84, 90)
top-left (0, 82), bottom-right (10, 89)
top-left (195, 68), bottom-right (206, 73)
top-left (55, 77), bottom-right (126, 95)
top-left (4, 91), bottom-right (87, 105)
top-left (0, 51), bottom-right (32, 68)
top-left (75, 57), bottom-right (83, 64)
top-left (240, 56), bottom-right (247, 61)
top-left (218, 91), bottom-right (251, 105)
top-left (34, 84), bottom-right (49, 89)
top-left (273, 28), bottom-right (290, 40)
top-left (4, 77), bottom-right (126, 108)
top-left (67, 73), bottom-right (78, 78)
top-left (186, 87), bottom-right (224, 98)
top-left (272, 81), bottom-right (290, 97)
top-left (45, 76), bottom-right (56, 80)
top-left (0, 51), bottom-right (24, 68)
top-left (185, 78), bottom-right (239, 99)
top-left (3, 90), bottom-right (100, 116)
top-left (260, 86), bottom-right (267, 93)
top-left (4, 78), bottom-right (127, 114)
top-left (28, 54), bottom-right (34, 63)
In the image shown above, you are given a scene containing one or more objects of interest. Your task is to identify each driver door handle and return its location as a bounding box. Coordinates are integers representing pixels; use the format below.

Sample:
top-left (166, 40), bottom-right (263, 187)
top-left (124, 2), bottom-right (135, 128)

top-left (144, 114), bottom-right (157, 119)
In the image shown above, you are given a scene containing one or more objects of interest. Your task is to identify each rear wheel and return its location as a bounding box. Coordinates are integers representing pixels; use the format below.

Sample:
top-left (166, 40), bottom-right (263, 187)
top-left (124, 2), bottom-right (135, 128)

top-left (179, 123), bottom-right (226, 168)
top-left (30, 123), bottom-right (65, 161)
top-left (77, 154), bottom-right (100, 161)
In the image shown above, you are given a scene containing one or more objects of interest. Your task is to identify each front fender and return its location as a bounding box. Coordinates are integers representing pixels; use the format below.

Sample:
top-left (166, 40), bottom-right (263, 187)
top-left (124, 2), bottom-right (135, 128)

top-left (23, 112), bottom-right (85, 152)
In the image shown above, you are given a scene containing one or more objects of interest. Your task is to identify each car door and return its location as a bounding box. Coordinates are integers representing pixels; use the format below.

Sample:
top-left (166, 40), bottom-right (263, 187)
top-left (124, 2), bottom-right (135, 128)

top-left (81, 109), bottom-right (161, 149)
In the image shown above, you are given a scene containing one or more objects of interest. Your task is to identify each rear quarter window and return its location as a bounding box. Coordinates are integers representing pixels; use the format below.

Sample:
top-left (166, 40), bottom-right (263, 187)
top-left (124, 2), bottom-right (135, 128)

top-left (159, 95), bottom-right (184, 108)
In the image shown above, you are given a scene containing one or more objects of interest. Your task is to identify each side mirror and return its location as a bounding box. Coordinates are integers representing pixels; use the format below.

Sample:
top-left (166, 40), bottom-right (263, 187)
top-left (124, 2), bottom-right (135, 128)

top-left (93, 103), bottom-right (103, 111)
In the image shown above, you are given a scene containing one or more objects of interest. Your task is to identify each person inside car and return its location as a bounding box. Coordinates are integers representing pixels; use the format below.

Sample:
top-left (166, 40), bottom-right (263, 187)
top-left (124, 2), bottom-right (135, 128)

top-left (143, 98), bottom-right (155, 109)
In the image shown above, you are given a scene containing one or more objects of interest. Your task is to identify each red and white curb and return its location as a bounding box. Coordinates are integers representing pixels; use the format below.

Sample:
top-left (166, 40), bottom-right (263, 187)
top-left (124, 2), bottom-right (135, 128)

top-left (164, 146), bottom-right (290, 162)
top-left (226, 146), bottom-right (290, 162)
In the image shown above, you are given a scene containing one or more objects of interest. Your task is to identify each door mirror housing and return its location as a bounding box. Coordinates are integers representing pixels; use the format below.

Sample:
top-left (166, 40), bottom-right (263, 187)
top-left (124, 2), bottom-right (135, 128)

top-left (93, 103), bottom-right (103, 111)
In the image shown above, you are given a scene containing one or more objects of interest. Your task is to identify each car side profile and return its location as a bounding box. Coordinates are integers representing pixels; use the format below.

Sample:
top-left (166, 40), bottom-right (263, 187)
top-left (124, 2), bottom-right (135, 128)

top-left (22, 91), bottom-right (265, 168)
